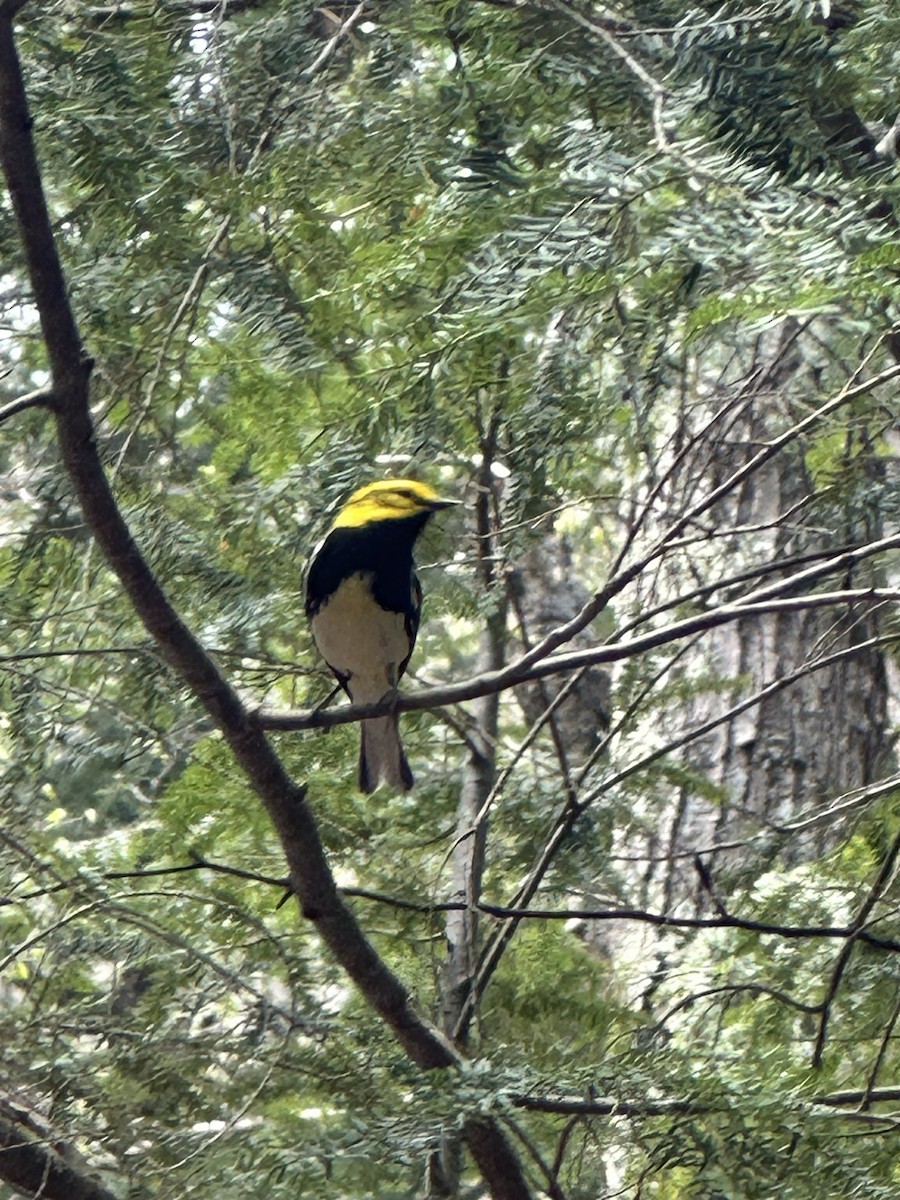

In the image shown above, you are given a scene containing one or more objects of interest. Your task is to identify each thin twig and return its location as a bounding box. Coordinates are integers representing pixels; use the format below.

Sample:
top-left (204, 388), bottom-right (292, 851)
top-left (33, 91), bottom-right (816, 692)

top-left (302, 1), bottom-right (366, 77)
top-left (472, 901), bottom-right (900, 952)
top-left (510, 1086), bottom-right (900, 1117)
top-left (859, 989), bottom-right (900, 1110)
top-left (812, 830), bottom-right (900, 1067)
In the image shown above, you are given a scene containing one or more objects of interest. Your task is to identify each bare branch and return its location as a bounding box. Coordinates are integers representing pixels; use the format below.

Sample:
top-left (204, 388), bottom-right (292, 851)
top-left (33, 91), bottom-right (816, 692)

top-left (337, 885), bottom-right (900, 954)
top-left (813, 1088), bottom-right (900, 1108)
top-left (614, 531), bottom-right (900, 644)
top-left (0, 15), bottom-right (536, 1195)
top-left (580, 633), bottom-right (897, 823)
top-left (859, 990), bottom-right (900, 1110)
top-left (651, 983), bottom-right (824, 1031)
top-left (0, 1110), bottom-right (120, 1200)
top-left (511, 1093), bottom-right (711, 1118)
top-left (501, 1115), bottom-right (570, 1200)
top-left (302, 1), bottom-right (367, 77)
top-left (473, 900), bottom-right (900, 953)
top-left (441, 437), bottom-right (506, 1050)
top-left (498, 358), bottom-right (900, 674)
top-left (0, 385), bottom-right (54, 423)
top-left (261, 587), bottom-right (900, 731)
top-left (812, 829), bottom-right (900, 1067)
top-left (554, 0), bottom-right (670, 151)
top-left (511, 1087), bottom-right (900, 1117)
top-left (775, 772), bottom-right (900, 837)
top-left (303, 620), bottom-right (898, 1043)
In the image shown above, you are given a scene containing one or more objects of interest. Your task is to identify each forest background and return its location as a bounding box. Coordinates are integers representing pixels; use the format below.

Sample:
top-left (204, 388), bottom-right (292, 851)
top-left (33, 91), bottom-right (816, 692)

top-left (0, 1), bottom-right (899, 1197)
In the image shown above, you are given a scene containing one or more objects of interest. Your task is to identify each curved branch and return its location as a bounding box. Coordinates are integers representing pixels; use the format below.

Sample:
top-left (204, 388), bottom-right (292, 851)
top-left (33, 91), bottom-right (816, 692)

top-left (0, 14), bottom-right (534, 1197)
top-left (811, 829), bottom-right (900, 1068)
top-left (492, 358), bottom-right (900, 677)
top-left (0, 0), bottom-right (452, 1074)
top-left (0, 385), bottom-right (55, 423)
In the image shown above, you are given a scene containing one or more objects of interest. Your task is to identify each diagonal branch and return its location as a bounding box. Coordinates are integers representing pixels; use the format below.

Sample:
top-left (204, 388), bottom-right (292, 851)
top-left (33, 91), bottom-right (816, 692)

top-left (302, 0), bottom-right (367, 77)
top-left (261, 586), bottom-right (900, 731)
top-left (0, 1), bottom-right (449, 1073)
top-left (0, 1111), bottom-right (120, 1200)
top-left (0, 16), bottom-right (535, 1198)
top-left (811, 828), bottom-right (900, 1068)
top-left (456, 627), bottom-right (899, 1034)
top-left (0, 384), bottom-right (55, 423)
top-left (493, 357), bottom-right (900, 677)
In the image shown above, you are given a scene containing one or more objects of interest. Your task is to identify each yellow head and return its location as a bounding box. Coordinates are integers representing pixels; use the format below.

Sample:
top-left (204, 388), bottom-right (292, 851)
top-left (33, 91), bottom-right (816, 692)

top-left (331, 479), bottom-right (457, 530)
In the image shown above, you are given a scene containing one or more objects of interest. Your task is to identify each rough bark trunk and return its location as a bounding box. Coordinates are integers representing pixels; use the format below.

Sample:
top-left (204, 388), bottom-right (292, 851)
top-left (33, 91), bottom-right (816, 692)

top-left (554, 337), bottom-right (897, 1005)
top-left (640, 394), bottom-right (891, 913)
top-left (511, 529), bottom-right (612, 770)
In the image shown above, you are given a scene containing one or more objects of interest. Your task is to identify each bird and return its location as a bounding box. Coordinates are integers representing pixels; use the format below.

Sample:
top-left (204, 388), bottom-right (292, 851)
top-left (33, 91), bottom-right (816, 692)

top-left (305, 478), bottom-right (457, 793)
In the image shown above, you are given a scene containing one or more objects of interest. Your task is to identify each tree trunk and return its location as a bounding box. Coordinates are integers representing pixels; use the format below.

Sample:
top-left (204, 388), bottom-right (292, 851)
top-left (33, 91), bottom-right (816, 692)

top-left (643, 391), bottom-right (891, 912)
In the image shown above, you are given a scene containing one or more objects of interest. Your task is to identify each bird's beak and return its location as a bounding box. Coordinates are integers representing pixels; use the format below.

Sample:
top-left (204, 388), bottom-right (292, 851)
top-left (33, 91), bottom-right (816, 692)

top-left (428, 497), bottom-right (460, 511)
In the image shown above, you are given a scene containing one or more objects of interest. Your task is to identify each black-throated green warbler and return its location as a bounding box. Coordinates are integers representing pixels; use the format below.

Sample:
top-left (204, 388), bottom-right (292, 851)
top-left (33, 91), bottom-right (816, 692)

top-left (305, 479), bottom-right (457, 792)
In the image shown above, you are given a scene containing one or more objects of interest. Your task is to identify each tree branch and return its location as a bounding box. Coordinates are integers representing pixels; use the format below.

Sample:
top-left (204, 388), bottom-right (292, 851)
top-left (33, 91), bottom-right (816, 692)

top-left (495, 357), bottom-right (900, 675)
top-left (811, 828), bottom-right (900, 1068)
top-left (441, 432), bottom-right (505, 1048)
top-left (0, 2), bottom-right (452, 1074)
top-left (302, 0), bottom-right (367, 77)
top-left (261, 587), bottom-right (900, 731)
top-left (813, 1088), bottom-right (900, 1108)
top-left (0, 384), bottom-right (55, 423)
top-left (511, 1093), bottom-right (711, 1118)
top-left (0, 22), bottom-right (87, 380)
top-left (510, 1088), bottom-right (900, 1117)
top-left (859, 990), bottom-right (900, 1110)
top-left (0, 1111), bottom-right (120, 1200)
top-left (0, 14), bottom-right (535, 1197)
top-left (472, 901), bottom-right (900, 953)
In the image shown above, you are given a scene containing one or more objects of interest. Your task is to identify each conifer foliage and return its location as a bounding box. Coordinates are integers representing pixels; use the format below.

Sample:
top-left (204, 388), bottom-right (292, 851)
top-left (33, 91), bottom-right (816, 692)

top-left (0, 2), bottom-right (898, 1197)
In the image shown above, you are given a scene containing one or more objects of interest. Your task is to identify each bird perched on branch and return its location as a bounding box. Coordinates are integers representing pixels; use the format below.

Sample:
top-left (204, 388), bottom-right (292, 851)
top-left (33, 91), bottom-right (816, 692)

top-left (305, 478), bottom-right (457, 792)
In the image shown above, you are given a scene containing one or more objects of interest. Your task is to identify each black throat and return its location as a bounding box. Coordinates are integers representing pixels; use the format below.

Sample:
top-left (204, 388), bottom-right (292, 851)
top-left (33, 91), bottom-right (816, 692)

top-left (305, 512), bottom-right (431, 617)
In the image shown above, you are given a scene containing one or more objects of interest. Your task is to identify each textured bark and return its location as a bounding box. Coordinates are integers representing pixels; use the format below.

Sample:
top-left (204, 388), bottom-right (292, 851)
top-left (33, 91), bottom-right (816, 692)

top-left (0, 1110), bottom-right (119, 1200)
top-left (630, 382), bottom-right (892, 916)
top-left (511, 529), bottom-right (611, 767)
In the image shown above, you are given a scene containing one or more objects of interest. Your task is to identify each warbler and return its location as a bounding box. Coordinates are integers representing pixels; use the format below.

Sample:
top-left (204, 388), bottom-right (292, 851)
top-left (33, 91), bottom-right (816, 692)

top-left (305, 478), bottom-right (457, 792)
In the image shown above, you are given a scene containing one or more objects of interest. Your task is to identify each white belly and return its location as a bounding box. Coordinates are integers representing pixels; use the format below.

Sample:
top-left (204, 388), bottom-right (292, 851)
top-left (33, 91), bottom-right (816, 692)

top-left (311, 571), bottom-right (410, 702)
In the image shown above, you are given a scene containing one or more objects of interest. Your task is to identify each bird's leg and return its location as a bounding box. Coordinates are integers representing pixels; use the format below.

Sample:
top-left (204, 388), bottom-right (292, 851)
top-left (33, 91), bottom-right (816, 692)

top-left (382, 663), bottom-right (402, 713)
top-left (311, 681), bottom-right (343, 715)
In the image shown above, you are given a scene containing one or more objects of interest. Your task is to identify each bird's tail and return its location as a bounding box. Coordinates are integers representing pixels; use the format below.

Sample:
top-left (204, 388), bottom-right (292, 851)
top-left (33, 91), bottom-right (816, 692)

top-left (359, 714), bottom-right (413, 793)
